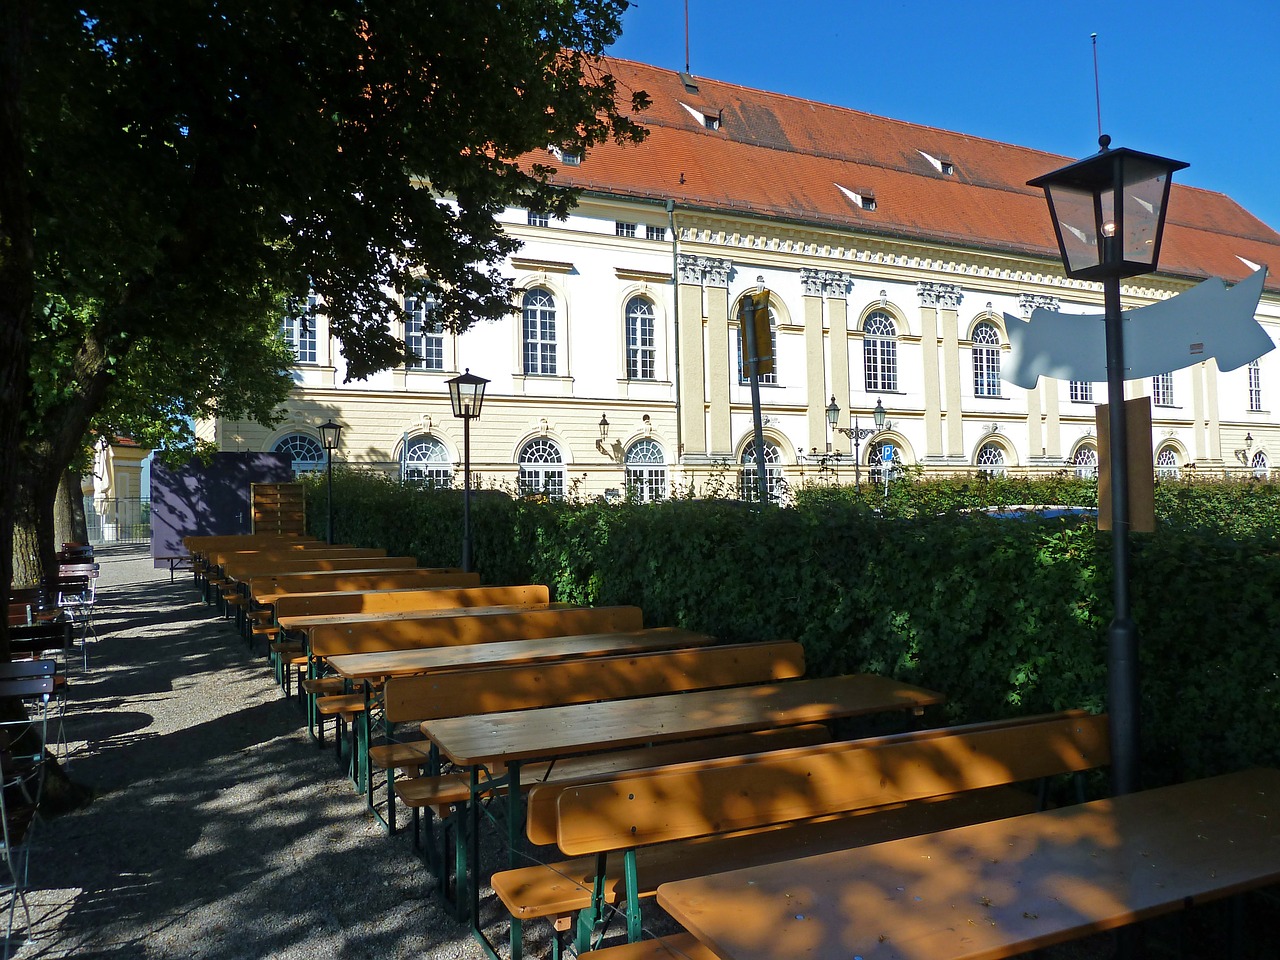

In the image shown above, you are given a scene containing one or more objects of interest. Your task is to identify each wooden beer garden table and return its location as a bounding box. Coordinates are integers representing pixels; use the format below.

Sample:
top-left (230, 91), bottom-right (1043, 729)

top-left (656, 767), bottom-right (1280, 960)
top-left (420, 673), bottom-right (946, 958)
top-left (327, 627), bottom-right (717, 683)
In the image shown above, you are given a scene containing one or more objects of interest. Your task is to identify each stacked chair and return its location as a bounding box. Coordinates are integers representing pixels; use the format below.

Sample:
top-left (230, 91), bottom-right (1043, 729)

top-left (52, 545), bottom-right (98, 671)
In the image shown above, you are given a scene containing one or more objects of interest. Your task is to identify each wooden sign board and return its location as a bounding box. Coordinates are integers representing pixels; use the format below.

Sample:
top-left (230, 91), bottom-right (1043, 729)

top-left (1096, 397), bottom-right (1156, 533)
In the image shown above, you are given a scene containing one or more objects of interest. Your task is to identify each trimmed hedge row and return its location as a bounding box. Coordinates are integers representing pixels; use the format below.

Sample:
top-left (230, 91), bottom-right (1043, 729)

top-left (306, 471), bottom-right (1280, 785)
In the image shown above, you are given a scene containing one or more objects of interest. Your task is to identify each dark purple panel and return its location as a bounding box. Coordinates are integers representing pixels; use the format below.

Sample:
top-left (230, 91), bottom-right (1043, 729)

top-left (150, 453), bottom-right (296, 562)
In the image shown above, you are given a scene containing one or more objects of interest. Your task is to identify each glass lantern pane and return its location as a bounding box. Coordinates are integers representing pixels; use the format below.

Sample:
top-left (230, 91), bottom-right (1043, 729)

top-left (1046, 182), bottom-right (1101, 275)
top-left (1120, 156), bottom-right (1171, 266)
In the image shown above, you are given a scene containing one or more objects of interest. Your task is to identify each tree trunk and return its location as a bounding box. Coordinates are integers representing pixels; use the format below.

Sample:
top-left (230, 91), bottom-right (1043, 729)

top-left (11, 462), bottom-right (59, 592)
top-left (0, 1), bottom-right (35, 659)
top-left (56, 469), bottom-right (90, 548)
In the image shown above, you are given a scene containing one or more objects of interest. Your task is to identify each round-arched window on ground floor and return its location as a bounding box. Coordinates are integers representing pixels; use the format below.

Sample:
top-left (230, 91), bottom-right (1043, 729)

top-left (273, 433), bottom-right (324, 476)
top-left (1072, 445), bottom-right (1098, 480)
top-left (976, 441), bottom-right (1006, 476)
top-left (624, 438), bottom-right (666, 502)
top-left (518, 437), bottom-right (565, 499)
top-left (1155, 446), bottom-right (1179, 478)
top-left (403, 434), bottom-right (453, 487)
top-left (740, 438), bottom-right (784, 502)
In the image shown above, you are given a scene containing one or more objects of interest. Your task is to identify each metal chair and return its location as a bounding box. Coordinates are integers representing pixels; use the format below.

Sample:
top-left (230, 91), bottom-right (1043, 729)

top-left (0, 665), bottom-right (54, 957)
top-left (54, 563), bottom-right (98, 670)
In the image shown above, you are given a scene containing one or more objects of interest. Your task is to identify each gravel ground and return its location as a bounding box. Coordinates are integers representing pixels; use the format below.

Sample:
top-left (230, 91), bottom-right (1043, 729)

top-left (9, 543), bottom-right (515, 960)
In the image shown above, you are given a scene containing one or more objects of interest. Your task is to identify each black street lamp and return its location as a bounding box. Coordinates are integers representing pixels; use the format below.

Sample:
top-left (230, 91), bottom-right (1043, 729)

top-left (446, 369), bottom-right (489, 573)
top-left (1029, 136), bottom-right (1187, 797)
top-left (318, 419), bottom-right (342, 544)
top-left (830, 396), bottom-right (887, 491)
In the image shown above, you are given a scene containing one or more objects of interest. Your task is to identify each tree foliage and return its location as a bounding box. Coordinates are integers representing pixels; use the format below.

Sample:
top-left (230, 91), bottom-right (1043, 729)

top-left (0, 0), bottom-right (648, 633)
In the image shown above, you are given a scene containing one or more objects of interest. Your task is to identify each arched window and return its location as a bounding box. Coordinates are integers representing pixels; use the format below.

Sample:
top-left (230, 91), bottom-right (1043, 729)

top-left (522, 288), bottom-right (557, 375)
top-left (972, 322), bottom-right (1001, 397)
top-left (976, 441), bottom-right (1006, 476)
top-left (625, 438), bottom-right (666, 502)
top-left (518, 437), bottom-right (565, 498)
top-left (405, 294), bottom-right (443, 371)
top-left (737, 305), bottom-right (779, 385)
top-left (740, 438), bottom-right (783, 502)
top-left (1072, 445), bottom-right (1098, 480)
top-left (863, 311), bottom-right (898, 393)
top-left (282, 293), bottom-right (318, 364)
top-left (1252, 450), bottom-right (1268, 479)
top-left (273, 433), bottom-right (324, 476)
top-left (403, 434), bottom-right (452, 487)
top-left (868, 439), bottom-right (903, 487)
top-left (625, 297), bottom-right (656, 380)
top-left (1155, 446), bottom-right (1179, 478)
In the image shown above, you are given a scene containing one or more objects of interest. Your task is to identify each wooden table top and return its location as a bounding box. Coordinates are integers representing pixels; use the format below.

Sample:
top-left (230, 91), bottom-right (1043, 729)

top-left (248, 568), bottom-right (462, 602)
top-left (421, 674), bottom-right (944, 767)
top-left (327, 628), bottom-right (717, 681)
top-left (657, 767), bottom-right (1280, 960)
top-left (278, 601), bottom-right (564, 631)
top-left (223, 556), bottom-right (417, 582)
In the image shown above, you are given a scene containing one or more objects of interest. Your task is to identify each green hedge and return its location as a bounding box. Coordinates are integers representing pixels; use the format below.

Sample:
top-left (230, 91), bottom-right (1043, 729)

top-left (304, 471), bottom-right (1280, 785)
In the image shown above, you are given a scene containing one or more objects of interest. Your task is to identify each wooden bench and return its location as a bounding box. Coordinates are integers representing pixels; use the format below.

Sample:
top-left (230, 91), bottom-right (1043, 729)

top-left (376, 641), bottom-right (808, 834)
top-left (492, 710), bottom-right (1110, 955)
top-left (304, 604), bottom-right (645, 764)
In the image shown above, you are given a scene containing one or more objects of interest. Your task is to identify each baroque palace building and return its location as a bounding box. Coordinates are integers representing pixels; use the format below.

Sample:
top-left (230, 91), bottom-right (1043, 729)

top-left (211, 57), bottom-right (1280, 501)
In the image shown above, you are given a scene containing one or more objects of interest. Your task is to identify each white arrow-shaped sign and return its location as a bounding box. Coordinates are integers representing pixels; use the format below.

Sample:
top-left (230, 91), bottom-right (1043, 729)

top-left (1005, 267), bottom-right (1272, 389)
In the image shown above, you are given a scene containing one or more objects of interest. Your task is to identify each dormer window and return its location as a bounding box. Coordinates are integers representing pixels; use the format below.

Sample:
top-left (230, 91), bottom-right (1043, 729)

top-left (918, 150), bottom-right (955, 176)
top-left (679, 102), bottom-right (722, 132)
top-left (836, 184), bottom-right (877, 212)
top-left (547, 145), bottom-right (581, 166)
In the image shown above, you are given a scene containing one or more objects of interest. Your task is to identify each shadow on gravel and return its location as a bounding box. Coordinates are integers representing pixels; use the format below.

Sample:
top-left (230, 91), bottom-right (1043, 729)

top-left (19, 556), bottom-right (483, 960)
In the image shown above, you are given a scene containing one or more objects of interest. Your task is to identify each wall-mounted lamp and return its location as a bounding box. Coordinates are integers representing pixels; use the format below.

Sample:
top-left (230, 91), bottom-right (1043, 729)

top-left (1235, 432), bottom-right (1255, 464)
top-left (598, 413), bottom-right (610, 440)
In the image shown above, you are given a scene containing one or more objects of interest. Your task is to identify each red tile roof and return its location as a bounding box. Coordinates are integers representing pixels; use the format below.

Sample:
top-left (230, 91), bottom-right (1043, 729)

top-left (545, 58), bottom-right (1280, 292)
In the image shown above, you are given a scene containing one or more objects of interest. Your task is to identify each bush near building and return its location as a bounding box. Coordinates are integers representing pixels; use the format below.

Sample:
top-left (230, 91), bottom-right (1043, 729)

top-left (305, 471), bottom-right (1280, 786)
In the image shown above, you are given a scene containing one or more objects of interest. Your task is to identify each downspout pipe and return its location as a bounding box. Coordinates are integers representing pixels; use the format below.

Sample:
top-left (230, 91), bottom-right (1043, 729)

top-left (667, 199), bottom-right (682, 463)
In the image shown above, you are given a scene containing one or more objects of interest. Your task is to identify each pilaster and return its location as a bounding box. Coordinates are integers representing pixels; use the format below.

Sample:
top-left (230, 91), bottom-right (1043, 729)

top-left (676, 254), bottom-right (719, 456)
top-left (919, 282), bottom-right (964, 459)
top-left (802, 269), bottom-right (854, 453)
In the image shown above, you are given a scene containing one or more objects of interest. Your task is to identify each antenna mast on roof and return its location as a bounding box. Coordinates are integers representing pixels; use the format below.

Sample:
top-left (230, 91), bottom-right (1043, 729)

top-left (685, 0), bottom-right (691, 75)
top-left (1091, 32), bottom-right (1104, 140)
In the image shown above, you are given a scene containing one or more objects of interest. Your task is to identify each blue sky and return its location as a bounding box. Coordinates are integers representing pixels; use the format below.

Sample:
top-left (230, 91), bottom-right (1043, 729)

top-left (609, 0), bottom-right (1280, 232)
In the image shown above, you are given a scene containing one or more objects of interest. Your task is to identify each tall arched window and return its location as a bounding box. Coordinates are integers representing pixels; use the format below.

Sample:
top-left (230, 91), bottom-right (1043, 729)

top-left (863, 311), bottom-right (898, 392)
top-left (403, 434), bottom-right (453, 487)
top-left (1252, 450), bottom-right (1268, 479)
top-left (1249, 360), bottom-right (1262, 412)
top-left (518, 437), bottom-right (565, 498)
top-left (1155, 446), bottom-right (1179, 478)
top-left (976, 441), bottom-right (1006, 476)
top-left (972, 321), bottom-right (1001, 397)
top-left (1072, 445), bottom-right (1098, 479)
top-left (737, 306), bottom-right (778, 385)
top-left (405, 294), bottom-right (443, 371)
top-left (625, 297), bottom-right (656, 380)
top-left (273, 433), bottom-right (324, 475)
top-left (625, 438), bottom-right (666, 502)
top-left (740, 438), bottom-right (783, 502)
top-left (522, 288), bottom-right (557, 375)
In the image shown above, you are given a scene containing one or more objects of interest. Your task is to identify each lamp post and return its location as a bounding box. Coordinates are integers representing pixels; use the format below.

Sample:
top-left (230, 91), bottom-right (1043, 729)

top-left (1029, 136), bottom-right (1187, 797)
top-left (830, 396), bottom-right (886, 492)
top-left (446, 369), bottom-right (489, 573)
top-left (318, 419), bottom-right (342, 544)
